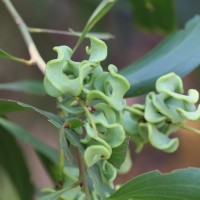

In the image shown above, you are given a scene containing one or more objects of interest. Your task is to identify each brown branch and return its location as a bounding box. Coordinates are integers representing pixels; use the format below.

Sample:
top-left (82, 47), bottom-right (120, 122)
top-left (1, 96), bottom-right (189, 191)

top-left (2, 0), bottom-right (46, 73)
top-left (76, 147), bottom-right (91, 200)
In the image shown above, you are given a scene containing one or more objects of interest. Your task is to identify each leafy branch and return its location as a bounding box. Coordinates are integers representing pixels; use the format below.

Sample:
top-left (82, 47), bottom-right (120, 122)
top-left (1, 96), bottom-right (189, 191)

top-left (2, 1), bottom-right (200, 200)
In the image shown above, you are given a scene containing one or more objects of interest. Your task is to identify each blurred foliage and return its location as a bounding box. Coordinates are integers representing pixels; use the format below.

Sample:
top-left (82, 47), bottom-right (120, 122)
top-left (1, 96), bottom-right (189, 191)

top-left (0, 126), bottom-right (33, 200)
top-left (121, 15), bottom-right (200, 97)
top-left (129, 0), bottom-right (177, 34)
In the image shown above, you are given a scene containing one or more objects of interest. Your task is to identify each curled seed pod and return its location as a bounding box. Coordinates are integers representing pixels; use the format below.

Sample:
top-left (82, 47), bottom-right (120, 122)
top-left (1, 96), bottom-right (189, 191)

top-left (177, 105), bottom-right (200, 121)
top-left (156, 72), bottom-right (184, 95)
top-left (44, 35), bottom-right (200, 194)
top-left (123, 73), bottom-right (200, 153)
top-left (144, 93), bottom-right (166, 123)
top-left (84, 145), bottom-right (111, 167)
top-left (145, 123), bottom-right (179, 153)
top-left (95, 103), bottom-right (122, 124)
top-left (44, 37), bottom-right (108, 98)
top-left (87, 64), bottom-right (130, 111)
top-left (86, 37), bottom-right (107, 62)
top-left (44, 46), bottom-right (82, 97)
top-left (117, 149), bottom-right (132, 174)
top-left (81, 122), bottom-right (113, 155)
top-left (60, 98), bottom-right (84, 115)
top-left (92, 113), bottom-right (125, 148)
top-left (156, 73), bottom-right (199, 103)
top-left (99, 160), bottom-right (117, 188)
top-left (122, 110), bottom-right (146, 152)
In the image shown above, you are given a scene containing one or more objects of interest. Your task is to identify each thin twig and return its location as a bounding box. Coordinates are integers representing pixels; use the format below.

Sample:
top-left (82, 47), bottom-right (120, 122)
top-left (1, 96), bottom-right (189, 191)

top-left (28, 27), bottom-right (114, 40)
top-left (2, 0), bottom-right (46, 73)
top-left (178, 123), bottom-right (200, 135)
top-left (83, 105), bottom-right (99, 138)
top-left (76, 147), bottom-right (91, 200)
top-left (16, 58), bottom-right (35, 66)
top-left (58, 128), bottom-right (65, 184)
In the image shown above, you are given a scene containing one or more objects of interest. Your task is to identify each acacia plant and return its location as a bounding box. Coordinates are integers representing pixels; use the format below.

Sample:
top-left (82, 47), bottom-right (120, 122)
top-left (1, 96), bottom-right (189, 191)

top-left (1, 0), bottom-right (200, 200)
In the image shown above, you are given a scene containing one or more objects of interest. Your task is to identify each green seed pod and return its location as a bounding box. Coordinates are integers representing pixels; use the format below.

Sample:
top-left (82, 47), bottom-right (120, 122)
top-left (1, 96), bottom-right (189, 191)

top-left (44, 46), bottom-right (75, 97)
top-left (99, 160), bottom-right (117, 188)
top-left (44, 37), bottom-right (108, 98)
top-left (87, 64), bottom-right (130, 111)
top-left (117, 150), bottom-right (132, 174)
top-left (147, 123), bottom-right (179, 153)
top-left (92, 112), bottom-right (125, 148)
top-left (123, 72), bottom-right (200, 153)
top-left (177, 105), bottom-right (200, 121)
top-left (144, 93), bottom-right (166, 123)
top-left (84, 145), bottom-right (111, 167)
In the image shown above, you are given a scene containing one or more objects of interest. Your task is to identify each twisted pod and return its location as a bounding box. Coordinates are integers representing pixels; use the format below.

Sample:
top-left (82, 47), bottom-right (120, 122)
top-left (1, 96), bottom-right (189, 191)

top-left (123, 73), bottom-right (200, 153)
top-left (44, 37), bottom-right (200, 199)
top-left (44, 37), bottom-right (130, 189)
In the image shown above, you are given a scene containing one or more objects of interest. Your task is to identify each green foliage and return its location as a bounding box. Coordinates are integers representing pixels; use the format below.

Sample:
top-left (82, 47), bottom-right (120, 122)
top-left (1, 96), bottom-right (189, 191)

top-left (1, 1), bottom-right (200, 200)
top-left (0, 166), bottom-right (21, 200)
top-left (0, 126), bottom-right (34, 200)
top-left (73, 0), bottom-right (118, 52)
top-left (43, 37), bottom-right (200, 199)
top-left (0, 117), bottom-right (57, 163)
top-left (0, 80), bottom-right (46, 95)
top-left (0, 49), bottom-right (25, 63)
top-left (129, 0), bottom-right (176, 33)
top-left (0, 99), bottom-right (29, 115)
top-left (0, 99), bottom-right (113, 199)
top-left (108, 168), bottom-right (200, 200)
top-left (44, 37), bottom-right (130, 197)
top-left (40, 186), bottom-right (85, 200)
top-left (121, 15), bottom-right (200, 97)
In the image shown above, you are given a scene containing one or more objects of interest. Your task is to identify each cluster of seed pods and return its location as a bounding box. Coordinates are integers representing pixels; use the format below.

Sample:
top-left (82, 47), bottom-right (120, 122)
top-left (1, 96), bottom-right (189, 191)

top-left (44, 37), bottom-right (130, 189)
top-left (44, 37), bottom-right (200, 198)
top-left (123, 73), bottom-right (200, 153)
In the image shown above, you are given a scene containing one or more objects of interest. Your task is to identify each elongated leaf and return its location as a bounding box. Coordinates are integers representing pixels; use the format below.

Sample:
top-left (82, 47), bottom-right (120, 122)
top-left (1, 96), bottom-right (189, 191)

top-left (18, 102), bottom-right (63, 128)
top-left (121, 15), bottom-right (200, 97)
top-left (0, 99), bottom-right (61, 181)
top-left (0, 166), bottom-right (21, 200)
top-left (0, 98), bottom-right (63, 127)
top-left (0, 80), bottom-right (46, 95)
top-left (0, 99), bottom-right (114, 197)
top-left (0, 49), bottom-right (24, 62)
top-left (108, 168), bottom-right (200, 200)
top-left (129, 0), bottom-right (176, 33)
top-left (0, 117), bottom-right (57, 164)
top-left (74, 0), bottom-right (117, 51)
top-left (0, 126), bottom-right (34, 200)
top-left (0, 99), bottom-right (65, 181)
top-left (0, 99), bottom-right (29, 115)
top-left (0, 99), bottom-right (112, 197)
